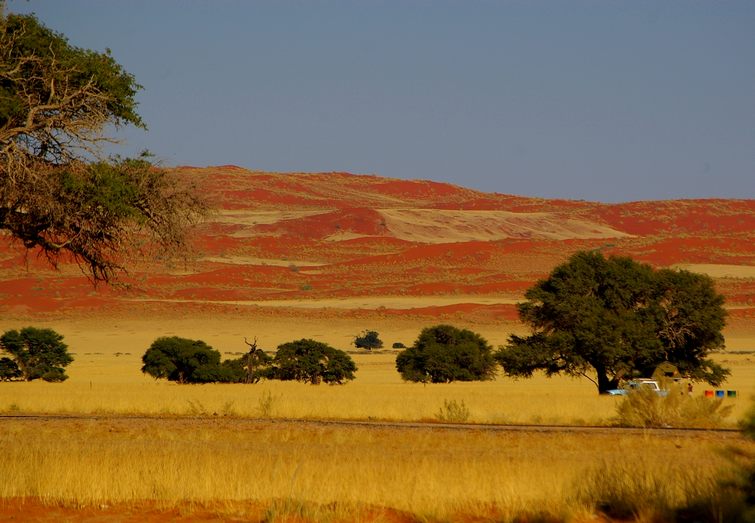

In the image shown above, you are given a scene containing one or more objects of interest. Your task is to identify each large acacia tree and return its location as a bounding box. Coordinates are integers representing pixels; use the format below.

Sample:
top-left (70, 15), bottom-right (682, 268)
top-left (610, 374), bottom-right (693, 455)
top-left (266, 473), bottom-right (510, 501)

top-left (0, 11), bottom-right (204, 282)
top-left (496, 251), bottom-right (728, 393)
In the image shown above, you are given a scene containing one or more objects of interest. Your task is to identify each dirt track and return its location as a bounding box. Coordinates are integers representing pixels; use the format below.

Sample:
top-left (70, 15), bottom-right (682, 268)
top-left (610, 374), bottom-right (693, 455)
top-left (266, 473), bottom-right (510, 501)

top-left (0, 413), bottom-right (743, 439)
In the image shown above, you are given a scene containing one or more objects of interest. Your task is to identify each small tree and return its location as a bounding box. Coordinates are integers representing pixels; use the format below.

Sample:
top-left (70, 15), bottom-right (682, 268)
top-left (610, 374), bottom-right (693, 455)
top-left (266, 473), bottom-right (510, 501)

top-left (354, 330), bottom-right (383, 350)
top-left (272, 339), bottom-right (356, 385)
top-left (0, 327), bottom-right (73, 382)
top-left (396, 325), bottom-right (497, 383)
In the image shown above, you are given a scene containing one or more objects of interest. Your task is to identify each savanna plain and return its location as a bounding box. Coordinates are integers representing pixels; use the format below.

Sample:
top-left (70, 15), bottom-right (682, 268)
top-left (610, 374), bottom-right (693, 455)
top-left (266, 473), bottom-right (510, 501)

top-left (0, 310), bottom-right (753, 522)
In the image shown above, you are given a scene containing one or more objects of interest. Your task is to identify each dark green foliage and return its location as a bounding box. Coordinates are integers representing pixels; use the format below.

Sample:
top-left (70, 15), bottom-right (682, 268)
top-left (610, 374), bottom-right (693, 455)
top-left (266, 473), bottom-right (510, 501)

top-left (0, 356), bottom-right (21, 381)
top-left (272, 339), bottom-right (357, 385)
top-left (142, 337), bottom-right (242, 384)
top-left (0, 327), bottom-right (73, 382)
top-left (496, 251), bottom-right (729, 393)
top-left (354, 330), bottom-right (383, 350)
top-left (1, 14), bottom-right (205, 283)
top-left (392, 342), bottom-right (406, 349)
top-left (0, 13), bottom-right (142, 131)
top-left (396, 325), bottom-right (496, 383)
top-left (224, 351), bottom-right (274, 384)
top-left (142, 336), bottom-right (277, 384)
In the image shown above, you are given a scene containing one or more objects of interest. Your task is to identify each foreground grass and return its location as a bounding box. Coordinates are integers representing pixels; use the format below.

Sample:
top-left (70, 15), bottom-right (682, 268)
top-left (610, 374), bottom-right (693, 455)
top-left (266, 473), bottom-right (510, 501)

top-left (0, 417), bottom-right (750, 521)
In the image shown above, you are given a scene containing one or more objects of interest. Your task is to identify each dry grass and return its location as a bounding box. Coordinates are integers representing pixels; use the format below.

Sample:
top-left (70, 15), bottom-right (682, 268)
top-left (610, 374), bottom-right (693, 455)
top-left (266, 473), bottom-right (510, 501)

top-left (1, 348), bottom-right (753, 426)
top-left (0, 417), bottom-right (748, 521)
top-left (0, 315), bottom-right (754, 520)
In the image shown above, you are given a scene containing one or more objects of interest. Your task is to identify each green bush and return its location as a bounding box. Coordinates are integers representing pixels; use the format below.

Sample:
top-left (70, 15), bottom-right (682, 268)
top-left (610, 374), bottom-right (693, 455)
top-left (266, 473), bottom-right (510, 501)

top-left (0, 327), bottom-right (73, 382)
top-left (396, 325), bottom-right (496, 383)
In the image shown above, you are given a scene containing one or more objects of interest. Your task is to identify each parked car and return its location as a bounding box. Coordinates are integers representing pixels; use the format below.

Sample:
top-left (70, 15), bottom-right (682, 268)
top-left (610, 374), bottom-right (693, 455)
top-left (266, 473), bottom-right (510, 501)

top-left (606, 378), bottom-right (669, 397)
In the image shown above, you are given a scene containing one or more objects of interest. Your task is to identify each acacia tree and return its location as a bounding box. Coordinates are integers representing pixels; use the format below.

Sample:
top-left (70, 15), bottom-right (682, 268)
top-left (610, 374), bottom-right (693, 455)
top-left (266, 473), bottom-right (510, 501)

top-left (496, 251), bottom-right (729, 393)
top-left (0, 327), bottom-right (73, 381)
top-left (0, 12), bottom-right (205, 282)
top-left (141, 336), bottom-right (242, 384)
top-left (272, 339), bottom-right (357, 385)
top-left (354, 330), bottom-right (383, 350)
top-left (396, 325), bottom-right (497, 383)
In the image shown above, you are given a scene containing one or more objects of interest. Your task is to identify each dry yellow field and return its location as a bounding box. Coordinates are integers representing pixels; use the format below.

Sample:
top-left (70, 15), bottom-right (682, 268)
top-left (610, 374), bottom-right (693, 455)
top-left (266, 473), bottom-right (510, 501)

top-left (0, 417), bottom-right (750, 522)
top-left (0, 311), bottom-right (753, 521)
top-left (0, 313), bottom-right (753, 424)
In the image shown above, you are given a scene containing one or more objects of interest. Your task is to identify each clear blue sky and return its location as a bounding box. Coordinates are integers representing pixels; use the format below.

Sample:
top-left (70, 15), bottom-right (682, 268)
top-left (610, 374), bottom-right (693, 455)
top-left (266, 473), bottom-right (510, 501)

top-left (8, 0), bottom-right (755, 202)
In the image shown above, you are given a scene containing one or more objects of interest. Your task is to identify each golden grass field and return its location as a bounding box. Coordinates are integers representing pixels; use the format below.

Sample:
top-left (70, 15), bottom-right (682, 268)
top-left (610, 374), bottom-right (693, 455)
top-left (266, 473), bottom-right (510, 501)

top-left (0, 310), bottom-right (753, 521)
top-left (0, 417), bottom-right (750, 522)
top-left (0, 313), bottom-right (753, 424)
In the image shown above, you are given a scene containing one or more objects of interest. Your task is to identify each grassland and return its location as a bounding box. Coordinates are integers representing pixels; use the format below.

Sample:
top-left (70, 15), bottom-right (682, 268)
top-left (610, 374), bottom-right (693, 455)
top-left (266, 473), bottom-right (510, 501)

top-left (0, 326), bottom-right (752, 424)
top-left (0, 313), bottom-right (753, 521)
top-left (0, 417), bottom-right (751, 522)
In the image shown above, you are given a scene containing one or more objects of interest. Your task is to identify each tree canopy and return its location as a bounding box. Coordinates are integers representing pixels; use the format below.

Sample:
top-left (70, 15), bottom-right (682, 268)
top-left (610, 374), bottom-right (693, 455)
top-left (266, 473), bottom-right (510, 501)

top-left (396, 324), bottom-right (496, 383)
top-left (496, 251), bottom-right (729, 393)
top-left (272, 339), bottom-right (357, 385)
top-left (0, 13), bottom-right (205, 282)
top-left (0, 326), bottom-right (73, 381)
top-left (141, 336), bottom-right (245, 384)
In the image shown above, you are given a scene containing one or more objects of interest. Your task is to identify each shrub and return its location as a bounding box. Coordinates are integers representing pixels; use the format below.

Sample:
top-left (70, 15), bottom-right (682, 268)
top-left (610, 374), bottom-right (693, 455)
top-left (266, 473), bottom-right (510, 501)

top-left (354, 330), bottom-right (383, 350)
top-left (392, 342), bottom-right (406, 349)
top-left (0, 327), bottom-right (73, 382)
top-left (396, 325), bottom-right (496, 383)
top-left (272, 339), bottom-right (356, 385)
top-left (614, 387), bottom-right (733, 428)
top-left (435, 399), bottom-right (470, 423)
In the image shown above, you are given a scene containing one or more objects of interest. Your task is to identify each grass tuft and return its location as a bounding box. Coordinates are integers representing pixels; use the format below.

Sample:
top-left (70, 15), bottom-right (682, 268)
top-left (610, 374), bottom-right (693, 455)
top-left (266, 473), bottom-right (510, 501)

top-left (614, 387), bottom-right (734, 428)
top-left (435, 399), bottom-right (470, 423)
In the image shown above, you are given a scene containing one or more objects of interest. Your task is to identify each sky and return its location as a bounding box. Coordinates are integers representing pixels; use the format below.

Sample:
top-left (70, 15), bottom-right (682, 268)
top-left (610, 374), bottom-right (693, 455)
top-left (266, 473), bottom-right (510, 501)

top-left (6, 0), bottom-right (755, 202)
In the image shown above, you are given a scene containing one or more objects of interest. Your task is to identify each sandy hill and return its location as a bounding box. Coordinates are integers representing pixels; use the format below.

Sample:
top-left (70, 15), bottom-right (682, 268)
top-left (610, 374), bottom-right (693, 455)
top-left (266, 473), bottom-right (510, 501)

top-left (0, 166), bottom-right (752, 334)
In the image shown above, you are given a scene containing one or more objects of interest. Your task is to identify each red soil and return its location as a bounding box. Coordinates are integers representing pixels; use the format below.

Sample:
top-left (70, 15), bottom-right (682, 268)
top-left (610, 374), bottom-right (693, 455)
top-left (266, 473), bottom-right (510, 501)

top-left (0, 498), bottom-right (415, 523)
top-left (0, 167), bottom-right (752, 318)
top-left (254, 207), bottom-right (388, 239)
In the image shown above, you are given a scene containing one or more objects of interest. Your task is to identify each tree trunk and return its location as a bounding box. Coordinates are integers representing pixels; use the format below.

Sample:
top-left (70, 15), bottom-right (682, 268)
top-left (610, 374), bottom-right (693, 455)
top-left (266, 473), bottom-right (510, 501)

top-left (596, 366), bottom-right (619, 394)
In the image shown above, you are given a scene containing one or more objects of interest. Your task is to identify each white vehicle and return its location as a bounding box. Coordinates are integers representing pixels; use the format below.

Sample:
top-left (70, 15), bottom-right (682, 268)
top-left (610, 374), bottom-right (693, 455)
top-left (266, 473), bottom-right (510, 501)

top-left (606, 379), bottom-right (668, 397)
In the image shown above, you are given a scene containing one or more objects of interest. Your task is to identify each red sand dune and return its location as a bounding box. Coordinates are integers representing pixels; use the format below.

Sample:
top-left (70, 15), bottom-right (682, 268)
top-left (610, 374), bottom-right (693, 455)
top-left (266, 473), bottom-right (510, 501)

top-left (0, 166), bottom-right (752, 319)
